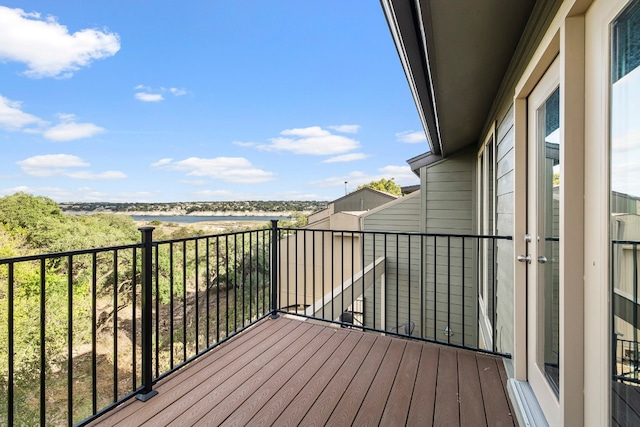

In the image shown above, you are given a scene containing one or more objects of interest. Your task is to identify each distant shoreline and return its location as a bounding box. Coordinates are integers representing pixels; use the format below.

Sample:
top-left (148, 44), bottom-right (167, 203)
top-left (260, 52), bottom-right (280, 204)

top-left (64, 210), bottom-right (303, 217)
top-left (129, 214), bottom-right (291, 224)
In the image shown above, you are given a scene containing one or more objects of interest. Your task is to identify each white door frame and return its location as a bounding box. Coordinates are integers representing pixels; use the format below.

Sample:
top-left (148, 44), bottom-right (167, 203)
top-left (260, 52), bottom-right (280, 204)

top-left (526, 56), bottom-right (562, 423)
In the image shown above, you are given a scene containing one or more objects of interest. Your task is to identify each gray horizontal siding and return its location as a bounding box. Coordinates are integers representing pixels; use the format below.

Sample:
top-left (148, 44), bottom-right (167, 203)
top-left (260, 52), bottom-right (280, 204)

top-left (422, 151), bottom-right (476, 346)
top-left (494, 103), bottom-right (515, 355)
top-left (362, 194), bottom-right (422, 335)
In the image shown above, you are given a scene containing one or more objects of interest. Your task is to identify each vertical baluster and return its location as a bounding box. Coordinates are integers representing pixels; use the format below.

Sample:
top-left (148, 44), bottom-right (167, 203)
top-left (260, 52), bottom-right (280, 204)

top-left (68, 255), bottom-right (74, 424)
top-left (40, 259), bottom-right (46, 424)
top-left (91, 253), bottom-right (98, 414)
top-left (270, 220), bottom-right (279, 318)
top-left (182, 241), bottom-right (187, 362)
top-left (169, 243), bottom-right (174, 369)
top-left (7, 263), bottom-right (14, 426)
top-left (112, 251), bottom-right (118, 402)
top-left (132, 248), bottom-right (137, 390)
top-left (206, 237), bottom-right (211, 347)
top-left (195, 239), bottom-right (199, 353)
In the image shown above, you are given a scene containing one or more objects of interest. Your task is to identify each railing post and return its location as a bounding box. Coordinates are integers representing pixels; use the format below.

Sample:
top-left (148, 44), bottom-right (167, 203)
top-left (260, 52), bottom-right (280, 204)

top-left (136, 226), bottom-right (158, 401)
top-left (270, 220), bottom-right (279, 318)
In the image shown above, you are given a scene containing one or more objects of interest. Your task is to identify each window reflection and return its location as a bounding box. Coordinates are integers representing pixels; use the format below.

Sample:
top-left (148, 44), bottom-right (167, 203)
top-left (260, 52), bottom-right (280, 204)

top-left (611, 0), bottom-right (640, 423)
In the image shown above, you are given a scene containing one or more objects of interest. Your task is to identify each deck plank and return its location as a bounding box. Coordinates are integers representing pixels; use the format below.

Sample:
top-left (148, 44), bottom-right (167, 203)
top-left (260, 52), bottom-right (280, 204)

top-left (457, 350), bottom-right (487, 426)
top-left (269, 334), bottom-right (376, 425)
top-left (498, 356), bottom-right (518, 422)
top-left (351, 338), bottom-right (407, 425)
top-left (379, 339), bottom-right (423, 426)
top-left (235, 330), bottom-right (361, 426)
top-left (323, 335), bottom-right (395, 426)
top-left (220, 328), bottom-right (353, 427)
top-left (292, 333), bottom-right (384, 426)
top-left (406, 344), bottom-right (439, 426)
top-left (433, 347), bottom-right (460, 426)
top-left (193, 325), bottom-right (338, 425)
top-left (477, 354), bottom-right (515, 426)
top-left (154, 321), bottom-right (316, 426)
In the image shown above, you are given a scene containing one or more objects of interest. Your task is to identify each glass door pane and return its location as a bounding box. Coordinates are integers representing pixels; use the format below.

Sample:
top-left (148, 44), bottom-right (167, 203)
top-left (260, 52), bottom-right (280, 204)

top-left (537, 87), bottom-right (561, 395)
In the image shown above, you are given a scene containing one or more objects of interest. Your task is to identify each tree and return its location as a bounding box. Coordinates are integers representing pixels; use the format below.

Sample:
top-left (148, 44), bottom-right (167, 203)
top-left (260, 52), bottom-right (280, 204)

top-left (357, 178), bottom-right (402, 196)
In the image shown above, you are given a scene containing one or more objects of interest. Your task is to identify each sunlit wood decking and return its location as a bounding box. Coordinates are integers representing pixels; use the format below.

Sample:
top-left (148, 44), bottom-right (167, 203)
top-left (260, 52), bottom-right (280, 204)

top-left (89, 316), bottom-right (517, 426)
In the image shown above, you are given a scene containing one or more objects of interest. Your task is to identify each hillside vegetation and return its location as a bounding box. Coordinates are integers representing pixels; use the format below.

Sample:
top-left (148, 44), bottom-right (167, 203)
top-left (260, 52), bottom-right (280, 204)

top-left (0, 192), bottom-right (288, 424)
top-left (60, 200), bottom-right (327, 215)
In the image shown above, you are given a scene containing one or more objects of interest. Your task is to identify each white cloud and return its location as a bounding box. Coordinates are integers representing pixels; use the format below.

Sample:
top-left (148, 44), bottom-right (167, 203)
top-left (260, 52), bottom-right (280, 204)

top-left (0, 103), bottom-right (103, 141)
top-left (134, 85), bottom-right (187, 102)
top-left (16, 154), bottom-right (125, 179)
top-left (396, 130), bottom-right (427, 144)
top-left (43, 118), bottom-right (105, 141)
top-left (135, 92), bottom-right (164, 102)
top-left (329, 124), bottom-right (360, 134)
top-left (259, 126), bottom-right (360, 155)
top-left (323, 153), bottom-right (369, 163)
top-left (17, 154), bottom-right (89, 176)
top-left (232, 141), bottom-right (258, 147)
top-left (0, 95), bottom-right (44, 131)
top-left (66, 170), bottom-right (126, 180)
top-left (151, 158), bottom-right (173, 167)
top-left (0, 6), bottom-right (120, 78)
top-left (153, 156), bottom-right (275, 184)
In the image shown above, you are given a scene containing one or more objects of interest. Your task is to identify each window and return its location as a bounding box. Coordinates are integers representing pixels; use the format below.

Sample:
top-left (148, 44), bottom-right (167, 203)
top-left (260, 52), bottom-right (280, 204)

top-left (478, 130), bottom-right (496, 345)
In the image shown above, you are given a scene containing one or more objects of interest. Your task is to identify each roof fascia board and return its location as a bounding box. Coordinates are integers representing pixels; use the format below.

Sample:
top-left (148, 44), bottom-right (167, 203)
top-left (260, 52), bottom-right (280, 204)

top-left (406, 151), bottom-right (443, 175)
top-left (381, 0), bottom-right (441, 155)
top-left (413, 0), bottom-right (444, 155)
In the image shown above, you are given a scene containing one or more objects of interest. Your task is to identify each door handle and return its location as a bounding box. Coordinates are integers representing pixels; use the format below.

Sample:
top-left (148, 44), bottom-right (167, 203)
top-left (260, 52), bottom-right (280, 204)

top-left (517, 254), bottom-right (531, 264)
top-left (537, 255), bottom-right (548, 264)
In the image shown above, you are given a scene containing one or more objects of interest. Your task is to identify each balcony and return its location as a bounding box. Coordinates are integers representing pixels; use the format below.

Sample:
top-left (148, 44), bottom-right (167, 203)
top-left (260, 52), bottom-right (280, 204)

top-left (1, 223), bottom-right (515, 426)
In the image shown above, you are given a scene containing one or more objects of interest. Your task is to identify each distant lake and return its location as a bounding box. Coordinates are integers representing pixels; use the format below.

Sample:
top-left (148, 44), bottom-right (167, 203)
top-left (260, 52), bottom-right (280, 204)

top-left (130, 215), bottom-right (290, 224)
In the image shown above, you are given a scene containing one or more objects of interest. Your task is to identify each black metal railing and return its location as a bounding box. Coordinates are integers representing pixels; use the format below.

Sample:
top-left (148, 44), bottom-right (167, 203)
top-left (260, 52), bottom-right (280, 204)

top-left (612, 239), bottom-right (640, 384)
top-left (273, 228), bottom-right (512, 356)
top-left (1, 225), bottom-right (273, 426)
top-left (615, 337), bottom-right (640, 383)
top-left (1, 222), bottom-right (511, 426)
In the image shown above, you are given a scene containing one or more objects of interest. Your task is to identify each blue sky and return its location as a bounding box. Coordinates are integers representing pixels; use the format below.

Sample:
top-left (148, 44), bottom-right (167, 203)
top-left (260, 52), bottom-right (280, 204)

top-left (0, 1), bottom-right (425, 203)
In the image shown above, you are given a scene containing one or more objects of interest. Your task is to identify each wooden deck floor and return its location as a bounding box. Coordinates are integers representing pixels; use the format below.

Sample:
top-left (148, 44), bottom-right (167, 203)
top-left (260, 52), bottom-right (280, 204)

top-left (90, 316), bottom-right (517, 426)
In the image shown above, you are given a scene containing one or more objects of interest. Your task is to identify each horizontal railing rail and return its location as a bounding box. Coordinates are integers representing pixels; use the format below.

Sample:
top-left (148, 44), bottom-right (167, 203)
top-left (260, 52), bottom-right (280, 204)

top-left (2, 222), bottom-right (512, 426)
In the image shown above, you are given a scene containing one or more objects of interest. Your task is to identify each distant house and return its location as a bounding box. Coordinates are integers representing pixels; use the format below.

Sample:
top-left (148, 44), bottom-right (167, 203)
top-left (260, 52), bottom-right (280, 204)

top-left (279, 187), bottom-right (398, 312)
